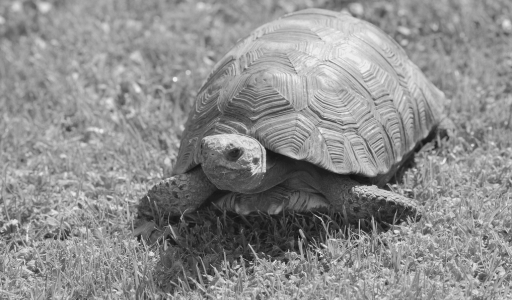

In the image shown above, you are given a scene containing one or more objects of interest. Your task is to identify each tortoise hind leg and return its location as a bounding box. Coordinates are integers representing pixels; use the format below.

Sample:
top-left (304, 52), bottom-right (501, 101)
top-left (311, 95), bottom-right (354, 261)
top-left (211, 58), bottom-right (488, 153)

top-left (138, 166), bottom-right (217, 219)
top-left (320, 174), bottom-right (421, 224)
top-left (213, 185), bottom-right (329, 215)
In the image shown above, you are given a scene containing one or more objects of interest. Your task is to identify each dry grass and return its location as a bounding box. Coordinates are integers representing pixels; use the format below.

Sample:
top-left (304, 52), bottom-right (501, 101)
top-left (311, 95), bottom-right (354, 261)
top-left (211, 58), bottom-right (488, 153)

top-left (1, 0), bottom-right (511, 299)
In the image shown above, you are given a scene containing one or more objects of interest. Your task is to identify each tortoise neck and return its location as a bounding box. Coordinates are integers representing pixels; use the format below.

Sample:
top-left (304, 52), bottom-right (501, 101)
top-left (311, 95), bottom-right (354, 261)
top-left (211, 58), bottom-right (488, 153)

top-left (260, 152), bottom-right (324, 193)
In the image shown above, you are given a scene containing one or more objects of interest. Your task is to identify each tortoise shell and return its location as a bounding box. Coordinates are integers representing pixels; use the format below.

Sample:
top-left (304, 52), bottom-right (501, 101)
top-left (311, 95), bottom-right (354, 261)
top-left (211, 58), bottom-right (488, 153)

top-left (173, 8), bottom-right (445, 178)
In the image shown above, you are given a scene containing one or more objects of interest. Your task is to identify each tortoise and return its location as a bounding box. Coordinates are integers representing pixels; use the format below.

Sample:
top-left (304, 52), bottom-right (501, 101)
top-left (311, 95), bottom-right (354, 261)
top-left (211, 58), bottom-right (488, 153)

top-left (140, 8), bottom-right (454, 223)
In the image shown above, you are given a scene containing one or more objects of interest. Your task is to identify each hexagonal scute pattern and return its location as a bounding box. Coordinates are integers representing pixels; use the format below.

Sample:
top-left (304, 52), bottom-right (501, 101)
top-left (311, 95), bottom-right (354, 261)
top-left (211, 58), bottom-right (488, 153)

top-left (174, 8), bottom-right (446, 178)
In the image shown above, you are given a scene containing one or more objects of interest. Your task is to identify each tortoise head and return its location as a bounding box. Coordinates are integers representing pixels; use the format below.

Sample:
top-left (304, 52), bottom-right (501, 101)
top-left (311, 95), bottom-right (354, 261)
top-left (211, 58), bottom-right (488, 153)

top-left (198, 134), bottom-right (268, 193)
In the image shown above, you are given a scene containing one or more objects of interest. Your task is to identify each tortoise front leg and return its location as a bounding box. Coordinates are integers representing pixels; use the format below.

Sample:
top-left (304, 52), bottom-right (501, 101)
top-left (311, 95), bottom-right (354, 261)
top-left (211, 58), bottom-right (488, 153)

top-left (138, 166), bottom-right (217, 218)
top-left (213, 185), bottom-right (329, 215)
top-left (320, 174), bottom-right (421, 224)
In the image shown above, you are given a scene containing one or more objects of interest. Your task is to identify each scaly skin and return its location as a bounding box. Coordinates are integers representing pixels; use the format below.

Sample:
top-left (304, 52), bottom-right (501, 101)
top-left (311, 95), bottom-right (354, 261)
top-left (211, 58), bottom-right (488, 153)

top-left (320, 173), bottom-right (421, 223)
top-left (213, 185), bottom-right (329, 215)
top-left (199, 134), bottom-right (421, 223)
top-left (139, 134), bottom-right (422, 224)
top-left (138, 166), bottom-right (217, 218)
top-left (277, 160), bottom-right (421, 223)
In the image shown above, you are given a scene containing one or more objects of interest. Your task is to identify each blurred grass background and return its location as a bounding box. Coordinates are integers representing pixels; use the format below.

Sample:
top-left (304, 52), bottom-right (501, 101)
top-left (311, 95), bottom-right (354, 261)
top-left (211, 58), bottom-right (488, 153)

top-left (1, 0), bottom-right (511, 299)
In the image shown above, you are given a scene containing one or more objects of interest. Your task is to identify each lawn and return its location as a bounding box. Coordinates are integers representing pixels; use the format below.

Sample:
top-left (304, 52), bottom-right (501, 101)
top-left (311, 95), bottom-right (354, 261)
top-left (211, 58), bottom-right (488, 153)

top-left (1, 0), bottom-right (511, 299)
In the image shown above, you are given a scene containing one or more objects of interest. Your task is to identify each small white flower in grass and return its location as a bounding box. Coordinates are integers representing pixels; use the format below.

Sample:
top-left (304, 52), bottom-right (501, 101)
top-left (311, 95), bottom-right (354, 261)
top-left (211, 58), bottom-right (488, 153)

top-left (37, 2), bottom-right (52, 14)
top-left (397, 26), bottom-right (411, 36)
top-left (86, 127), bottom-right (104, 134)
top-left (400, 39), bottom-right (409, 47)
top-left (502, 19), bottom-right (512, 33)
top-left (129, 51), bottom-right (144, 65)
top-left (163, 157), bottom-right (172, 167)
top-left (11, 1), bottom-right (22, 13)
top-left (348, 3), bottom-right (364, 17)
top-left (35, 37), bottom-right (47, 49)
top-left (196, 2), bottom-right (210, 10)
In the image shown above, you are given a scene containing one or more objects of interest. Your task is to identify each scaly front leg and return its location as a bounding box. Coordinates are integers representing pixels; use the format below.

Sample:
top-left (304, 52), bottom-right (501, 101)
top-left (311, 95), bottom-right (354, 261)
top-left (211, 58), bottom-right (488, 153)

top-left (138, 166), bottom-right (217, 218)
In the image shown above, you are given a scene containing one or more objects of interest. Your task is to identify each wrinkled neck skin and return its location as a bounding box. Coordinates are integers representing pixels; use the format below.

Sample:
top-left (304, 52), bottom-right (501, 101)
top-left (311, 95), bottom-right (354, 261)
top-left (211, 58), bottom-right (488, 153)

top-left (197, 134), bottom-right (324, 194)
top-left (253, 152), bottom-right (325, 194)
top-left (245, 152), bottom-right (295, 193)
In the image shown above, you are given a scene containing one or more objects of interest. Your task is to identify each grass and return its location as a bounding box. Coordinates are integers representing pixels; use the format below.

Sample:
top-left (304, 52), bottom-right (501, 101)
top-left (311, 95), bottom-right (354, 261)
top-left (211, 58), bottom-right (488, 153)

top-left (1, 0), bottom-right (511, 299)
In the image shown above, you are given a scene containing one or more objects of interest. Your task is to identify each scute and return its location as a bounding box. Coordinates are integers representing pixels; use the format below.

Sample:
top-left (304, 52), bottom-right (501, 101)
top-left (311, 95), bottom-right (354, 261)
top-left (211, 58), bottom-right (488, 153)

top-left (173, 8), bottom-right (446, 177)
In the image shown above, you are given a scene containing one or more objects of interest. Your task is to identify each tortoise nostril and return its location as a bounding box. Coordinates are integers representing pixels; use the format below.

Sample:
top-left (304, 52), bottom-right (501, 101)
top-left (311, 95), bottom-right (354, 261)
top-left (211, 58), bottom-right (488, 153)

top-left (226, 148), bottom-right (244, 161)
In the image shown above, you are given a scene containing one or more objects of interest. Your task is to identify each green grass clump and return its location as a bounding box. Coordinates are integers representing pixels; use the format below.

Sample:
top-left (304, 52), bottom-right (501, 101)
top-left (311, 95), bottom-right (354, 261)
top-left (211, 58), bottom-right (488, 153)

top-left (1, 0), bottom-right (511, 299)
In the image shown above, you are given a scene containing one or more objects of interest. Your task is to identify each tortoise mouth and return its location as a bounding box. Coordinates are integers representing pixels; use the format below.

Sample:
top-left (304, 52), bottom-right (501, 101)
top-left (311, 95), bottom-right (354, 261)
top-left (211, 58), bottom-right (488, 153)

top-left (206, 165), bottom-right (242, 181)
top-left (202, 162), bottom-right (267, 193)
top-left (204, 166), bottom-right (261, 192)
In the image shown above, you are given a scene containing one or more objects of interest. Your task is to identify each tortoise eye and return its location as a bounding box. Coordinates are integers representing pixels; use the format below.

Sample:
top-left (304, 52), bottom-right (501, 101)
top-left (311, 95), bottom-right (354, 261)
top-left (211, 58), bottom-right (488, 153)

top-left (226, 148), bottom-right (244, 161)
